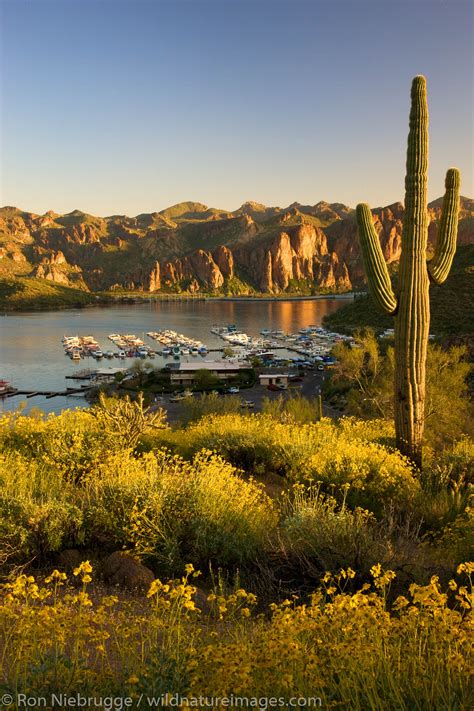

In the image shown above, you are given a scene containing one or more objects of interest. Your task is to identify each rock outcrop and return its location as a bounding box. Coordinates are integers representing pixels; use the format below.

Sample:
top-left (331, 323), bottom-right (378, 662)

top-left (0, 196), bottom-right (472, 294)
top-left (234, 224), bottom-right (351, 293)
top-left (33, 264), bottom-right (71, 285)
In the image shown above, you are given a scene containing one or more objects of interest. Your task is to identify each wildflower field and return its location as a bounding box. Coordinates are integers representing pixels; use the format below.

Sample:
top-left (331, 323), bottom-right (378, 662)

top-left (0, 402), bottom-right (472, 709)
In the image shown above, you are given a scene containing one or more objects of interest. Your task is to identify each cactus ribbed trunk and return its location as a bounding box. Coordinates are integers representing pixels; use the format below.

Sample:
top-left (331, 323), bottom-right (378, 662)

top-left (356, 76), bottom-right (460, 469)
top-left (394, 77), bottom-right (430, 468)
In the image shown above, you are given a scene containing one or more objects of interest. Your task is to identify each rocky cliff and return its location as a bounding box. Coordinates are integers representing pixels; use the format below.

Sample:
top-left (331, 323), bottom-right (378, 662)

top-left (0, 197), bottom-right (473, 294)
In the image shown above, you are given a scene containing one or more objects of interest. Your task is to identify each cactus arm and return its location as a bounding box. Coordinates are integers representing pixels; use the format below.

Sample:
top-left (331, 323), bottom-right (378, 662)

top-left (427, 168), bottom-right (460, 284)
top-left (356, 203), bottom-right (398, 314)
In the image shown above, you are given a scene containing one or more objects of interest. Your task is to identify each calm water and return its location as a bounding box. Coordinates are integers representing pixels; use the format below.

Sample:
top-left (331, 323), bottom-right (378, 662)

top-left (0, 298), bottom-right (346, 413)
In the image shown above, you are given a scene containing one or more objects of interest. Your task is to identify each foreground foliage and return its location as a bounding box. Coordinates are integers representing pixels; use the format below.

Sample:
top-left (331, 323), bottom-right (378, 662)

top-left (0, 563), bottom-right (472, 709)
top-left (0, 403), bottom-right (472, 708)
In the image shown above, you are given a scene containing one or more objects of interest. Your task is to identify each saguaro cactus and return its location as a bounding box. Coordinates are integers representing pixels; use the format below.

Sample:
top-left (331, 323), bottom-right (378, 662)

top-left (356, 76), bottom-right (460, 468)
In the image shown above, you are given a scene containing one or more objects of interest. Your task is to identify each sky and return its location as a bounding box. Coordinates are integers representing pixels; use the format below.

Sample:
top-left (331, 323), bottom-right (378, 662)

top-left (0, 0), bottom-right (472, 216)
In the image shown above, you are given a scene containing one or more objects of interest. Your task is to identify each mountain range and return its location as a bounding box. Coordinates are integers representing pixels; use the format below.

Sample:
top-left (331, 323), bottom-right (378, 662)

top-left (1, 197), bottom-right (473, 295)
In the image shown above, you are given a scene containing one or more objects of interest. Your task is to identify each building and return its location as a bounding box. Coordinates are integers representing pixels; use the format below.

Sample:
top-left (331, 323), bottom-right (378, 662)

top-left (166, 361), bottom-right (247, 386)
top-left (258, 373), bottom-right (289, 388)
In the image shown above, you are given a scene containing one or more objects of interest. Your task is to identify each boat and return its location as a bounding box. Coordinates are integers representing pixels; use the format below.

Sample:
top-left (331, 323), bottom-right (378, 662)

top-left (191, 347), bottom-right (199, 356)
top-left (71, 350), bottom-right (81, 361)
top-left (199, 346), bottom-right (208, 355)
top-left (0, 380), bottom-right (17, 396)
top-left (172, 346), bottom-right (181, 357)
top-left (162, 347), bottom-right (171, 356)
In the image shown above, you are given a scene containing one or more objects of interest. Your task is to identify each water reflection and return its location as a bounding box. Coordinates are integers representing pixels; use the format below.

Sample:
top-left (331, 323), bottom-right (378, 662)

top-left (0, 298), bottom-right (346, 414)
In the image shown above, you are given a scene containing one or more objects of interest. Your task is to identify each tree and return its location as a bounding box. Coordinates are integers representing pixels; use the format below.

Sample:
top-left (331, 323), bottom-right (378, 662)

top-left (193, 369), bottom-right (220, 391)
top-left (331, 330), bottom-right (394, 418)
top-left (331, 331), bottom-right (473, 450)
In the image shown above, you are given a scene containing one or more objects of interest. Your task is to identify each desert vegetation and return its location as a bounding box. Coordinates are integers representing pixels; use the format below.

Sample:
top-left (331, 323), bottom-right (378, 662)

top-left (0, 391), bottom-right (472, 708)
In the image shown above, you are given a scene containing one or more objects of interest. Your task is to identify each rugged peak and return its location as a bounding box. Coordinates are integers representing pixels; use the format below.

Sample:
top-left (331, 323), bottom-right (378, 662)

top-left (238, 200), bottom-right (268, 212)
top-left (234, 201), bottom-right (274, 218)
top-left (0, 206), bottom-right (22, 213)
top-left (314, 200), bottom-right (331, 209)
top-left (159, 202), bottom-right (209, 220)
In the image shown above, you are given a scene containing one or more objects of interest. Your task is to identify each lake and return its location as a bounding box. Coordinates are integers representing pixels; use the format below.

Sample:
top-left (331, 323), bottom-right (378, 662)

top-left (0, 297), bottom-right (347, 414)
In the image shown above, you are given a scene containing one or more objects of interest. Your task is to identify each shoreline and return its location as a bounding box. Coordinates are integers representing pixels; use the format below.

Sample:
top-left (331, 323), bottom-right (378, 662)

top-left (211, 293), bottom-right (357, 302)
top-left (0, 291), bottom-right (359, 313)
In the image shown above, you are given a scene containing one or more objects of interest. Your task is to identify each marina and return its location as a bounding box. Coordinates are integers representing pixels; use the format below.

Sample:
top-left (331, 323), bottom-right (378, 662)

top-left (58, 323), bottom-right (351, 366)
top-left (0, 297), bottom-right (349, 413)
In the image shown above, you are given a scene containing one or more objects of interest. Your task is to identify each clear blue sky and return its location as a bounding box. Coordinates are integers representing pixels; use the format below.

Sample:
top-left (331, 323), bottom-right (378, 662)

top-left (1, 0), bottom-right (472, 216)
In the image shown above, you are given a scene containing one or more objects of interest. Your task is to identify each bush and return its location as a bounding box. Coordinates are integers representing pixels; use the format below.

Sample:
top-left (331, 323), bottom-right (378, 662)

top-left (179, 392), bottom-right (241, 425)
top-left (154, 415), bottom-right (420, 515)
top-left (262, 393), bottom-right (321, 423)
top-left (275, 484), bottom-right (388, 580)
top-left (0, 409), bottom-right (121, 482)
top-left (84, 449), bottom-right (277, 572)
top-left (1, 564), bottom-right (471, 709)
top-left (0, 453), bottom-right (83, 566)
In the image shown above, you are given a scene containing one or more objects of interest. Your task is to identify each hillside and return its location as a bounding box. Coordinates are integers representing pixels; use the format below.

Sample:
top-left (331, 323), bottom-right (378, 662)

top-left (0, 197), bottom-right (473, 303)
top-left (323, 244), bottom-right (474, 336)
top-left (0, 276), bottom-right (102, 311)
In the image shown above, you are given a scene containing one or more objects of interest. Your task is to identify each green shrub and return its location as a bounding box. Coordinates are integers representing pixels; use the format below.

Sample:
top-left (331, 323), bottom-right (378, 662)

top-left (0, 409), bottom-right (120, 482)
top-left (84, 449), bottom-right (277, 573)
top-left (276, 484), bottom-right (388, 580)
top-left (262, 393), bottom-right (321, 423)
top-left (154, 415), bottom-right (420, 515)
top-left (179, 392), bottom-right (241, 425)
top-left (0, 453), bottom-right (83, 566)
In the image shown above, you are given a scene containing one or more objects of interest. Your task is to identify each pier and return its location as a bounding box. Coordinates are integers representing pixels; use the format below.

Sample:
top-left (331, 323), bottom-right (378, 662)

top-left (4, 385), bottom-right (93, 400)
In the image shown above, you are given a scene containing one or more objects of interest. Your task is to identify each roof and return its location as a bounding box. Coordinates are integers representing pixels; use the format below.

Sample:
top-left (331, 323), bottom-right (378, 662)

top-left (167, 361), bottom-right (245, 372)
top-left (95, 368), bottom-right (128, 375)
top-left (259, 373), bottom-right (290, 378)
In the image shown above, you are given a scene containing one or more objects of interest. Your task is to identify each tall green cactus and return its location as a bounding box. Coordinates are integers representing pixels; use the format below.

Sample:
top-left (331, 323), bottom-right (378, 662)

top-left (356, 76), bottom-right (460, 468)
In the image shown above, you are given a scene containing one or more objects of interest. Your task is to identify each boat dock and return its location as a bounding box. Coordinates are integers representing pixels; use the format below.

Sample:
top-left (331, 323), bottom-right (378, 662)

top-left (3, 385), bottom-right (93, 400)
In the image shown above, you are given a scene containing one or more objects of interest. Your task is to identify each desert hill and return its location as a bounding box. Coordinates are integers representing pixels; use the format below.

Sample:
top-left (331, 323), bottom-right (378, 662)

top-left (0, 197), bottom-right (473, 296)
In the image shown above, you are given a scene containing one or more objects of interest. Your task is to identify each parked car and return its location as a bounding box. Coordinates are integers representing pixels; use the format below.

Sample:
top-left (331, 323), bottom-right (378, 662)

top-left (227, 386), bottom-right (240, 394)
top-left (240, 400), bottom-right (255, 408)
top-left (267, 383), bottom-right (280, 391)
top-left (289, 375), bottom-right (304, 382)
top-left (317, 364), bottom-right (325, 371)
